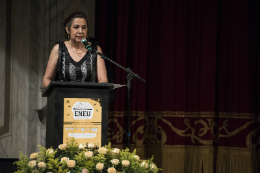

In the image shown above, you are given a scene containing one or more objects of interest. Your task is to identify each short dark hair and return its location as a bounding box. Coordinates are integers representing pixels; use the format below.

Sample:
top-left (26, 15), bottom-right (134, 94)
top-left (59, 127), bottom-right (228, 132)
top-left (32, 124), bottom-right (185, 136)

top-left (62, 12), bottom-right (89, 39)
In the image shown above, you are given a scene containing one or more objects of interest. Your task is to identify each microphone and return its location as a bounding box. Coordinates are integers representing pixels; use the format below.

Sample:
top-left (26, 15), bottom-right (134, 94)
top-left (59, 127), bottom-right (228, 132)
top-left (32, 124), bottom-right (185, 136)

top-left (81, 38), bottom-right (92, 52)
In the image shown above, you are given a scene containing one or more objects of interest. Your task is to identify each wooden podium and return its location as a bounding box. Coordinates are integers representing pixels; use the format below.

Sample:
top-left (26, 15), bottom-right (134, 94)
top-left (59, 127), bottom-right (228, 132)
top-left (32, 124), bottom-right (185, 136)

top-left (42, 81), bottom-right (114, 149)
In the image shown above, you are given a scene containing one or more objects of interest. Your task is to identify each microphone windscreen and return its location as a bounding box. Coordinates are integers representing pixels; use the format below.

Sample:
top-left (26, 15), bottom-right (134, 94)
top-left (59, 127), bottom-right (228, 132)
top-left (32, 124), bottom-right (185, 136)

top-left (81, 38), bottom-right (87, 44)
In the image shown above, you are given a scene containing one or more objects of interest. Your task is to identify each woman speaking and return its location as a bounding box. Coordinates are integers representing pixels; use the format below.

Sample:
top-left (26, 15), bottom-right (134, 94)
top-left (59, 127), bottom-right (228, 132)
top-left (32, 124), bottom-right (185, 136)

top-left (43, 12), bottom-right (108, 87)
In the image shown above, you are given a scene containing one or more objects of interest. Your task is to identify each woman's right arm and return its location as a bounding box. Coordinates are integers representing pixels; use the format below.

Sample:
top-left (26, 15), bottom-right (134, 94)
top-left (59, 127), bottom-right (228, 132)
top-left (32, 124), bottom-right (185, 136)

top-left (43, 44), bottom-right (59, 87)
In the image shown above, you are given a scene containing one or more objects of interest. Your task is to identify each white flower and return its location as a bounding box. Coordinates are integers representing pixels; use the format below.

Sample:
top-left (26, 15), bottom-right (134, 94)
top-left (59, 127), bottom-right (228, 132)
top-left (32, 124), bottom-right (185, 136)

top-left (28, 160), bottom-right (36, 168)
top-left (30, 153), bottom-right (38, 160)
top-left (38, 162), bottom-right (46, 169)
top-left (58, 144), bottom-right (68, 150)
top-left (88, 143), bottom-right (95, 148)
top-left (111, 159), bottom-right (119, 165)
top-left (79, 143), bottom-right (86, 149)
top-left (46, 149), bottom-right (54, 154)
top-left (61, 157), bottom-right (69, 162)
top-left (141, 161), bottom-right (148, 168)
top-left (122, 160), bottom-right (130, 167)
top-left (96, 163), bottom-right (104, 171)
top-left (98, 147), bottom-right (107, 154)
top-left (112, 148), bottom-right (120, 155)
top-left (107, 167), bottom-right (116, 173)
top-left (133, 155), bottom-right (140, 161)
top-left (85, 151), bottom-right (93, 158)
top-left (150, 163), bottom-right (157, 169)
top-left (67, 160), bottom-right (76, 168)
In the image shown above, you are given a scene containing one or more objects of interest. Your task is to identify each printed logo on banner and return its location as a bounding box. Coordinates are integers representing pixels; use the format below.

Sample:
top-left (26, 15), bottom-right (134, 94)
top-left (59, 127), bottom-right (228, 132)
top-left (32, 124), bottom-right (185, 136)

top-left (72, 102), bottom-right (94, 120)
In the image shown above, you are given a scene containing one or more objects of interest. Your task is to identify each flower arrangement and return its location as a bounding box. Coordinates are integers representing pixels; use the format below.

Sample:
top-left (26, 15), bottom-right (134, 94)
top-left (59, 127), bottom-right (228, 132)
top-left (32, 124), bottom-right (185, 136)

top-left (14, 138), bottom-right (161, 173)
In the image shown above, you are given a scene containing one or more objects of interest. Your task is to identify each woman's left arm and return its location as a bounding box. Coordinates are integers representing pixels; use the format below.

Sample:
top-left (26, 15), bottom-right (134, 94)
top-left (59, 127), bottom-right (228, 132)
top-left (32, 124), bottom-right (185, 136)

top-left (96, 46), bottom-right (108, 83)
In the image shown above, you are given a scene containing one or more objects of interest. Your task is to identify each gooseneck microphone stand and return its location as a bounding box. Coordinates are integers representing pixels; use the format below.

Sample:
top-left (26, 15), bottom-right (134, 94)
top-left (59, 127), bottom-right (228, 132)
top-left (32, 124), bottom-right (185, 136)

top-left (95, 51), bottom-right (146, 149)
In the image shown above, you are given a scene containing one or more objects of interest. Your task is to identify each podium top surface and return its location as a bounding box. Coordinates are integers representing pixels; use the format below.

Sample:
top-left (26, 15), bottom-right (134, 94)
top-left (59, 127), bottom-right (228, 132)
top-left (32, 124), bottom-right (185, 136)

top-left (42, 81), bottom-right (114, 97)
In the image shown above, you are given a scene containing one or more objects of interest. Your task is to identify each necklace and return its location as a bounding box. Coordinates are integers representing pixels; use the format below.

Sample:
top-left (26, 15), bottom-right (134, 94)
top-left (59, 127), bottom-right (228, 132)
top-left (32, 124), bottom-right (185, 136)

top-left (69, 40), bottom-right (83, 57)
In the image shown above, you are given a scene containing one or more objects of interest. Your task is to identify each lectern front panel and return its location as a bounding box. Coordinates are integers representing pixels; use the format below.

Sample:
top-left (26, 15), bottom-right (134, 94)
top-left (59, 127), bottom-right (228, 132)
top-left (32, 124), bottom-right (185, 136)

top-left (63, 98), bottom-right (102, 147)
top-left (44, 83), bottom-right (112, 149)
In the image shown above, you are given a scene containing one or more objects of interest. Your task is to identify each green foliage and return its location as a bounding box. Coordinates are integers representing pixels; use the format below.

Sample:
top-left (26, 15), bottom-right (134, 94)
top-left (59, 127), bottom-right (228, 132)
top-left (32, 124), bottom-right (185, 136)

top-left (13, 151), bottom-right (32, 173)
top-left (14, 138), bottom-right (162, 173)
top-left (37, 145), bottom-right (48, 162)
top-left (46, 158), bottom-right (60, 173)
top-left (74, 150), bottom-right (87, 167)
top-left (58, 167), bottom-right (69, 173)
top-left (63, 137), bottom-right (79, 160)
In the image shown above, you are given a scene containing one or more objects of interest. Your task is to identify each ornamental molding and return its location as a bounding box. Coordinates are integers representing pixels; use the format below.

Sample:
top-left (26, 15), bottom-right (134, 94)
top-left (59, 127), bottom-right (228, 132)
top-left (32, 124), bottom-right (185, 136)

top-left (108, 112), bottom-right (260, 148)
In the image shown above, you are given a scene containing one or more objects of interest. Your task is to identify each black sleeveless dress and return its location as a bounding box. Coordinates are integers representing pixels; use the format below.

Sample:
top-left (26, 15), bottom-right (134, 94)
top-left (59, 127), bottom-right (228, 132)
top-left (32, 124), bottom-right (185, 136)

top-left (55, 38), bottom-right (98, 82)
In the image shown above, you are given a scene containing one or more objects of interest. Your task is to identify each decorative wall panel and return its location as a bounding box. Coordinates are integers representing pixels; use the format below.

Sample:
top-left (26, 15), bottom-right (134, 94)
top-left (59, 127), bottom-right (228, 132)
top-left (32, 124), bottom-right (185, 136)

top-left (0, 0), bottom-right (95, 158)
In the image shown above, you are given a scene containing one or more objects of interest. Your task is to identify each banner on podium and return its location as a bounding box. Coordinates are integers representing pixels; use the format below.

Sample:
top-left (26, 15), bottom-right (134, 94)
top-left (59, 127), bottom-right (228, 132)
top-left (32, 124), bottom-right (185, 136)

top-left (63, 98), bottom-right (102, 147)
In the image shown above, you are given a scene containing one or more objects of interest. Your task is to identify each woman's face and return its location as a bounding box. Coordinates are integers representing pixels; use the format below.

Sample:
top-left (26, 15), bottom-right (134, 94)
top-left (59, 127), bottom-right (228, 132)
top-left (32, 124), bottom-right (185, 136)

top-left (66, 18), bottom-right (87, 42)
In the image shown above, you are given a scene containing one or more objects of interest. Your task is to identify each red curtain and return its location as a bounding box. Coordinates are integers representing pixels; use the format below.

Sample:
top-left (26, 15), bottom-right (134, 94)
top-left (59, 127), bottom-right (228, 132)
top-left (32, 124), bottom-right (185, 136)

top-left (95, 0), bottom-right (260, 172)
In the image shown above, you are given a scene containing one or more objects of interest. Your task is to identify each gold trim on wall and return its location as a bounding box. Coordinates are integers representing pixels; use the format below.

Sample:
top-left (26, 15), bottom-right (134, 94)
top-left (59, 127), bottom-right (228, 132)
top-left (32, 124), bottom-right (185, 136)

top-left (109, 145), bottom-right (260, 173)
top-left (107, 111), bottom-right (260, 172)
top-left (108, 111), bottom-right (260, 148)
top-left (108, 111), bottom-right (258, 118)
